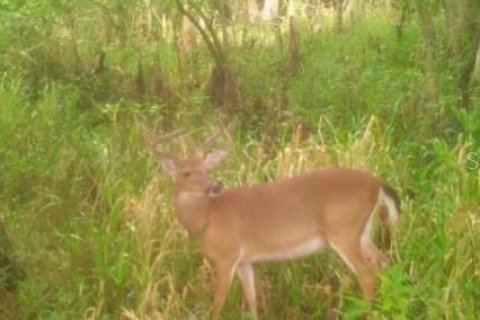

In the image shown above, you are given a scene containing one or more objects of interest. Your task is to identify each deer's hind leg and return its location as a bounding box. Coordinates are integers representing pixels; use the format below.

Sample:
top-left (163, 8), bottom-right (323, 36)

top-left (329, 234), bottom-right (378, 299)
top-left (360, 211), bottom-right (389, 269)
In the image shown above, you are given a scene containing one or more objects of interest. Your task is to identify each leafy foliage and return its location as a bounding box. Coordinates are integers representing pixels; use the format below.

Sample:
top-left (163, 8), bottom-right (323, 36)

top-left (0, 0), bottom-right (479, 319)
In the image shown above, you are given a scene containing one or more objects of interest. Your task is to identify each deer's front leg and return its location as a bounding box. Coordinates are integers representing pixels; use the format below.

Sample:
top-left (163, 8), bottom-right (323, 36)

top-left (212, 260), bottom-right (237, 319)
top-left (236, 262), bottom-right (258, 318)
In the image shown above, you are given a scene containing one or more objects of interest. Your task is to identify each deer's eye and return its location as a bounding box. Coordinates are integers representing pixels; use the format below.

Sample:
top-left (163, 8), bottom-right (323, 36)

top-left (182, 171), bottom-right (192, 178)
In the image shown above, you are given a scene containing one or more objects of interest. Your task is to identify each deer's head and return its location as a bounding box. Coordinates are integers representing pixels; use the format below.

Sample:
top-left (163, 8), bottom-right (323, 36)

top-left (160, 150), bottom-right (227, 196)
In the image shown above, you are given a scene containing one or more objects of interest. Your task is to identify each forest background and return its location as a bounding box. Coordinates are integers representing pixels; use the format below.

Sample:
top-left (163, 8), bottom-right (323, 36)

top-left (0, 0), bottom-right (479, 319)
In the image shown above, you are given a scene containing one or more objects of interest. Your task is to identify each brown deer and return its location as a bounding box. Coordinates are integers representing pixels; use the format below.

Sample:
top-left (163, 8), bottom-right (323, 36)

top-left (159, 150), bottom-right (400, 319)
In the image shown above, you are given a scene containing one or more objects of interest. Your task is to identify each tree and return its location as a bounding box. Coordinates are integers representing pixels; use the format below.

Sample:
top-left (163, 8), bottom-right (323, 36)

top-left (176, 0), bottom-right (244, 111)
top-left (444, 0), bottom-right (480, 107)
top-left (473, 40), bottom-right (480, 83)
top-left (261, 0), bottom-right (279, 21)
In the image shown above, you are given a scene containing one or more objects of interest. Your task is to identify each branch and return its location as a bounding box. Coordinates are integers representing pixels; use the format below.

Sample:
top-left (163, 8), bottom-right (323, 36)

top-left (175, 0), bottom-right (224, 66)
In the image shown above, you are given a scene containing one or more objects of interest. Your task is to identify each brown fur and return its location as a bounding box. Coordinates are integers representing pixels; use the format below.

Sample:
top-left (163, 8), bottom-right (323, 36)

top-left (160, 152), bottom-right (400, 319)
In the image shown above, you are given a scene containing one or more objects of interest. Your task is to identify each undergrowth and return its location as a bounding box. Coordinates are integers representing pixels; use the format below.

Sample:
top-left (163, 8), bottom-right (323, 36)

top-left (0, 2), bottom-right (479, 319)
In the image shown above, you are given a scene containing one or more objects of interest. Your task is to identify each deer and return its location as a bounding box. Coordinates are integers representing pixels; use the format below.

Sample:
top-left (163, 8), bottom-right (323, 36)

top-left (158, 149), bottom-right (401, 319)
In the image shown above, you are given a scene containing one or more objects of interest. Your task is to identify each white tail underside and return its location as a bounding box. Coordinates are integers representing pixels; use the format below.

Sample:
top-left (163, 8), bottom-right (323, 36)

top-left (361, 187), bottom-right (399, 246)
top-left (379, 188), bottom-right (399, 224)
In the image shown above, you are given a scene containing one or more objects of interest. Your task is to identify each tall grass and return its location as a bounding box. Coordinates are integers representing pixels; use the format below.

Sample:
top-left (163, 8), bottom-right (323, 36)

top-left (0, 2), bottom-right (479, 319)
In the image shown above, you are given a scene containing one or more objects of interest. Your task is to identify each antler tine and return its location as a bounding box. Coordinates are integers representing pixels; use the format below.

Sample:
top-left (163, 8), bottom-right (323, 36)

top-left (183, 134), bottom-right (202, 157)
top-left (198, 120), bottom-right (236, 153)
top-left (142, 126), bottom-right (189, 156)
top-left (200, 130), bottom-right (222, 150)
top-left (195, 128), bottom-right (223, 158)
top-left (157, 129), bottom-right (187, 144)
top-left (221, 120), bottom-right (237, 145)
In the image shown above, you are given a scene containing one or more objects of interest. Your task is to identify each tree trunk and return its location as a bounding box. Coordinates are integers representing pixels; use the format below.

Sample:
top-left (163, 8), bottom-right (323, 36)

top-left (176, 0), bottom-right (244, 112)
top-left (396, 0), bottom-right (413, 41)
top-left (334, 0), bottom-right (344, 32)
top-left (247, 0), bottom-right (260, 21)
top-left (445, 0), bottom-right (465, 55)
top-left (345, 0), bottom-right (361, 25)
top-left (445, 0), bottom-right (480, 107)
top-left (416, 1), bottom-right (437, 61)
top-left (287, 0), bottom-right (296, 17)
top-left (261, 0), bottom-right (279, 21)
top-left (473, 40), bottom-right (480, 83)
top-left (177, 15), bottom-right (196, 57)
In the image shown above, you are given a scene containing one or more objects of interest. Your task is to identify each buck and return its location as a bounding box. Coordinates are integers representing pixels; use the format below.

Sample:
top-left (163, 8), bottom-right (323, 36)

top-left (159, 150), bottom-right (400, 319)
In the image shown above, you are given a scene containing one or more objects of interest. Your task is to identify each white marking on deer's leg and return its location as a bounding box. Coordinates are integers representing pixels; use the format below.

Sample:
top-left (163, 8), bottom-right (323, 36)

top-left (236, 262), bottom-right (257, 318)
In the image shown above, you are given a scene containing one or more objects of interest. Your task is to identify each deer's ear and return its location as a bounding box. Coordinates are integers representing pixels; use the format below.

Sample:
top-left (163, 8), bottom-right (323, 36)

top-left (204, 150), bottom-right (227, 169)
top-left (159, 154), bottom-right (178, 175)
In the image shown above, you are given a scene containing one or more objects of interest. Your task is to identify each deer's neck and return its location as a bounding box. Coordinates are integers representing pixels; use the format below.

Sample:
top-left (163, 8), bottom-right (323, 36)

top-left (175, 191), bottom-right (211, 235)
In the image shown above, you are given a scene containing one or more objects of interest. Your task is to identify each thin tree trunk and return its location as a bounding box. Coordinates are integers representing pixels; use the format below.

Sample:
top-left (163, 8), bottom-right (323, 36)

top-left (177, 15), bottom-right (196, 57)
top-left (473, 40), bottom-right (480, 83)
top-left (261, 0), bottom-right (279, 21)
top-left (396, 1), bottom-right (412, 41)
top-left (447, 0), bottom-right (480, 107)
top-left (334, 0), bottom-right (344, 32)
top-left (416, 1), bottom-right (436, 61)
top-left (459, 44), bottom-right (478, 108)
top-left (176, 0), bottom-right (244, 111)
top-left (247, 0), bottom-right (260, 21)
top-left (345, 0), bottom-right (361, 25)
top-left (445, 0), bottom-right (468, 55)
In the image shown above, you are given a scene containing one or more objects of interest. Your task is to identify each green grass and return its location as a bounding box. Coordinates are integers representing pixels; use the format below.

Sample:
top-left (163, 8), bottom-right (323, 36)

top-left (1, 2), bottom-right (479, 319)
